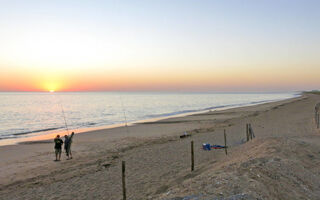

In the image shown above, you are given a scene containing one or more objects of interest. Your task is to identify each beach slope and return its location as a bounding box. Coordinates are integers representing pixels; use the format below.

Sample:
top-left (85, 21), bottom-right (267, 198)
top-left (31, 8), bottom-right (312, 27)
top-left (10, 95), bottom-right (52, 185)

top-left (0, 93), bottom-right (320, 199)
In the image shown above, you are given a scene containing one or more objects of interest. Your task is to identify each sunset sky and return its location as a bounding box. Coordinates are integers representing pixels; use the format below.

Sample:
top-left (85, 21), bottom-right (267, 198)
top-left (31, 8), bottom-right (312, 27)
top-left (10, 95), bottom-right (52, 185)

top-left (0, 0), bottom-right (319, 92)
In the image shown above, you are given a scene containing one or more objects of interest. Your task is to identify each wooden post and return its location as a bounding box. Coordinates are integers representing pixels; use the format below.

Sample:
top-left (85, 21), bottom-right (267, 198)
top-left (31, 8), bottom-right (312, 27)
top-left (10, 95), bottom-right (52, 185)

top-left (191, 141), bottom-right (194, 171)
top-left (246, 124), bottom-right (249, 142)
top-left (224, 129), bottom-right (228, 155)
top-left (122, 161), bottom-right (126, 200)
top-left (249, 124), bottom-right (253, 140)
top-left (250, 124), bottom-right (255, 138)
top-left (317, 113), bottom-right (319, 129)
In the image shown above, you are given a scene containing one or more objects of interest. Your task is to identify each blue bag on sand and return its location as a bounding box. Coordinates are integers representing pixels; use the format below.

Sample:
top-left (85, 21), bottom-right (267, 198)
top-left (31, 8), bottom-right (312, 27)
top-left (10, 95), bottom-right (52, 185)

top-left (202, 143), bottom-right (226, 150)
top-left (202, 143), bottom-right (211, 150)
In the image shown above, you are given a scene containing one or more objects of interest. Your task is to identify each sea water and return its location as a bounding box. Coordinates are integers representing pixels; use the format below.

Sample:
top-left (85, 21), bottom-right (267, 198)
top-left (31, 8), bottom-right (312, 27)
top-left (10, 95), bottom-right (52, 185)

top-left (0, 92), bottom-right (299, 143)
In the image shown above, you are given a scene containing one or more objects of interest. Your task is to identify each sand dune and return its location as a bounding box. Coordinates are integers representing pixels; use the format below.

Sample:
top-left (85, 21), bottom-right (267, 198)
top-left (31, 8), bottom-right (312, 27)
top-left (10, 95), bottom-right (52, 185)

top-left (0, 93), bottom-right (319, 199)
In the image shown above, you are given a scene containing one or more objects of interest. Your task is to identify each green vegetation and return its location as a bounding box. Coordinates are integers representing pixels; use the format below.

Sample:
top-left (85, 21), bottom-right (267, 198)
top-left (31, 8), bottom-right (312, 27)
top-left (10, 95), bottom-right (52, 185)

top-left (305, 90), bottom-right (320, 95)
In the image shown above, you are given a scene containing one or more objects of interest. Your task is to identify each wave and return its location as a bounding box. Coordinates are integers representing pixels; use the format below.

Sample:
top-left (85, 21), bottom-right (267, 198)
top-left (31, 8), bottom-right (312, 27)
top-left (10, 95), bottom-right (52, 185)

top-left (0, 135), bottom-right (19, 140)
top-left (13, 127), bottom-right (64, 135)
top-left (145, 109), bottom-right (200, 118)
top-left (143, 98), bottom-right (289, 119)
top-left (0, 127), bottom-right (64, 140)
top-left (82, 122), bottom-right (97, 126)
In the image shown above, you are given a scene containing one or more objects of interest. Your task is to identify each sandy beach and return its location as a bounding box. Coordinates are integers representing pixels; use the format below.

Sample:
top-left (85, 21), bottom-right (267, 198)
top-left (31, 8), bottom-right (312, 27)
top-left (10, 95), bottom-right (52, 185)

top-left (0, 93), bottom-right (320, 199)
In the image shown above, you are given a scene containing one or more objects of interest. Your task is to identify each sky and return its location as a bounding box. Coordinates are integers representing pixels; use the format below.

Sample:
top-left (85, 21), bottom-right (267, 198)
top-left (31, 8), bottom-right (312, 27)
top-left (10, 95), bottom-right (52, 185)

top-left (0, 0), bottom-right (319, 92)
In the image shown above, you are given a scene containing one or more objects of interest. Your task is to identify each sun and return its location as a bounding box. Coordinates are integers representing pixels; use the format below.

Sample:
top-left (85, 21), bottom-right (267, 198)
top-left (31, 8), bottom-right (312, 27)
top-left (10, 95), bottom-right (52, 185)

top-left (43, 81), bottom-right (62, 93)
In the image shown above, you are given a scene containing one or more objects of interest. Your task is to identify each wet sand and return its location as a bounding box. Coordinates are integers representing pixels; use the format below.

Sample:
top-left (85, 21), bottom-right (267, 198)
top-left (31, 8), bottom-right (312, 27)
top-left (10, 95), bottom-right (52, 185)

top-left (0, 93), bottom-right (320, 199)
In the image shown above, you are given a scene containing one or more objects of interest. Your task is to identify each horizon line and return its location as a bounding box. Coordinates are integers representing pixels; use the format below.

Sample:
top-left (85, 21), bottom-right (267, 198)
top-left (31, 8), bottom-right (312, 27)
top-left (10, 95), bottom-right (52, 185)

top-left (0, 90), bottom-right (305, 93)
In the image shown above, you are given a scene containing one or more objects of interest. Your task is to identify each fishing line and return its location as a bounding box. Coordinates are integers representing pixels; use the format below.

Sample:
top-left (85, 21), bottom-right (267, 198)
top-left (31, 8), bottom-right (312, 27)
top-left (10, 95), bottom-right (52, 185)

top-left (60, 103), bottom-right (70, 135)
top-left (119, 95), bottom-right (129, 135)
top-left (52, 92), bottom-right (70, 135)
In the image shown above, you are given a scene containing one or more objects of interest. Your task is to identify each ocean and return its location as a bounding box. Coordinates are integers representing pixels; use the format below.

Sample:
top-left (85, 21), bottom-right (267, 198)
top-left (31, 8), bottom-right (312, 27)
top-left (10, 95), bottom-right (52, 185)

top-left (0, 92), bottom-right (299, 144)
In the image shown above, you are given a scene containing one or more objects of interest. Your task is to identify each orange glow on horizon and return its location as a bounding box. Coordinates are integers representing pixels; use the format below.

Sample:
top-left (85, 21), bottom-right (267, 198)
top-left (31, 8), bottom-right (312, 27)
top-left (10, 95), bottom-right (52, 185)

top-left (0, 64), bottom-right (319, 92)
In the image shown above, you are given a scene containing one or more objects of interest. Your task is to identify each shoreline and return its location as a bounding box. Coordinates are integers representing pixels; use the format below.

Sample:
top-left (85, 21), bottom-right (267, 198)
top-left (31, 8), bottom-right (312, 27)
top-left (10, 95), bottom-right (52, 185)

top-left (0, 93), bottom-right (301, 147)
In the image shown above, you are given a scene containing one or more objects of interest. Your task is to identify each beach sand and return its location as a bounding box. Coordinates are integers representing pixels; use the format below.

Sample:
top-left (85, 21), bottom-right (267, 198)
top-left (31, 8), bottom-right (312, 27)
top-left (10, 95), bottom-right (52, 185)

top-left (0, 93), bottom-right (320, 199)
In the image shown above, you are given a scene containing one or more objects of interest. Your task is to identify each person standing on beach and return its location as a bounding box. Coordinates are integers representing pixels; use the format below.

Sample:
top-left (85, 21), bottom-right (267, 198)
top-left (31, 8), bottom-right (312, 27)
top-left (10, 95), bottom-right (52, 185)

top-left (64, 135), bottom-right (69, 158)
top-left (54, 135), bottom-right (63, 161)
top-left (64, 132), bottom-right (74, 160)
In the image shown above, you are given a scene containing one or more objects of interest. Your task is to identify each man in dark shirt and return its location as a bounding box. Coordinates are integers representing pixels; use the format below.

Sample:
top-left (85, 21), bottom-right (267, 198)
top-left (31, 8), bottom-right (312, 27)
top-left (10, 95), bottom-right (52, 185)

top-left (64, 132), bottom-right (74, 160)
top-left (54, 135), bottom-right (63, 161)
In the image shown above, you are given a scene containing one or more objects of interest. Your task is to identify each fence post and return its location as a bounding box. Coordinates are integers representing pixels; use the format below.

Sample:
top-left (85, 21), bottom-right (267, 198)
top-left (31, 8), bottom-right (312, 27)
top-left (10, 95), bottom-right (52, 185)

top-left (246, 124), bottom-right (250, 142)
top-left (122, 161), bottom-right (126, 200)
top-left (224, 129), bottom-right (228, 155)
top-left (250, 124), bottom-right (255, 138)
top-left (317, 113), bottom-right (319, 129)
top-left (249, 124), bottom-right (253, 140)
top-left (191, 141), bottom-right (194, 171)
